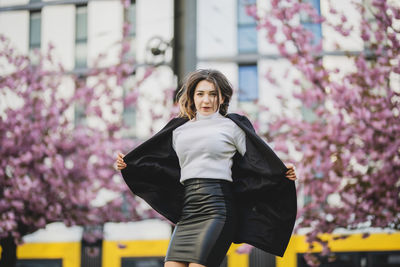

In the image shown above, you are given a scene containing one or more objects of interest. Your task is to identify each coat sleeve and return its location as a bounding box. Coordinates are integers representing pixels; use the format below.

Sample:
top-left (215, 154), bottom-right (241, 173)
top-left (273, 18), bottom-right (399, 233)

top-left (228, 113), bottom-right (297, 257)
top-left (122, 117), bottom-right (182, 163)
top-left (235, 114), bottom-right (288, 176)
top-left (120, 117), bottom-right (188, 224)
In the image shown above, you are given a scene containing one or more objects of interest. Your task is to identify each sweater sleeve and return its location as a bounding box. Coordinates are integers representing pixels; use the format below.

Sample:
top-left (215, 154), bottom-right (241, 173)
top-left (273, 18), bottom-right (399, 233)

top-left (233, 124), bottom-right (246, 156)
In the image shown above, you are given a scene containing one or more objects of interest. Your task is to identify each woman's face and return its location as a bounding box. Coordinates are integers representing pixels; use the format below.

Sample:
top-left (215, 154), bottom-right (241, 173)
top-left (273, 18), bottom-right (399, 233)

top-left (194, 80), bottom-right (223, 116)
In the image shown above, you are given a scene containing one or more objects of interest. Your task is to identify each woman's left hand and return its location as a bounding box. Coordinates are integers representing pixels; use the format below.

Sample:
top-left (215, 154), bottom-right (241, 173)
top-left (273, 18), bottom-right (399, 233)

top-left (285, 163), bottom-right (297, 181)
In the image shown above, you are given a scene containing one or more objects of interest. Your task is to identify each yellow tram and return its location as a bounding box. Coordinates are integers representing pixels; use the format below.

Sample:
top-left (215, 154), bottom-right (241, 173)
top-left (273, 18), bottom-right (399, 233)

top-left (1, 222), bottom-right (400, 267)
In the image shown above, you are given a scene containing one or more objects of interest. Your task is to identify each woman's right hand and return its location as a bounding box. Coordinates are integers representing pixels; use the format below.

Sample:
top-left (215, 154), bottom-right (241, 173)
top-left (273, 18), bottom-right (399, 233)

top-left (115, 152), bottom-right (127, 170)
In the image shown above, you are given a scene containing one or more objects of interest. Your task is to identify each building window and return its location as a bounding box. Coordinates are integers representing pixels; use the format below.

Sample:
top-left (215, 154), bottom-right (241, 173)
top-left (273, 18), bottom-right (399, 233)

top-left (128, 0), bottom-right (136, 37)
top-left (237, 0), bottom-right (257, 53)
top-left (121, 257), bottom-right (164, 267)
top-left (123, 101), bottom-right (136, 130)
top-left (74, 78), bottom-right (87, 126)
top-left (122, 77), bottom-right (136, 137)
top-left (238, 64), bottom-right (258, 102)
top-left (75, 5), bottom-right (88, 69)
top-left (17, 259), bottom-right (62, 267)
top-left (300, 0), bottom-right (322, 45)
top-left (29, 10), bottom-right (41, 64)
top-left (362, 0), bottom-right (378, 56)
top-left (123, 0), bottom-right (136, 59)
top-left (74, 103), bottom-right (86, 126)
top-left (122, 89), bottom-right (136, 132)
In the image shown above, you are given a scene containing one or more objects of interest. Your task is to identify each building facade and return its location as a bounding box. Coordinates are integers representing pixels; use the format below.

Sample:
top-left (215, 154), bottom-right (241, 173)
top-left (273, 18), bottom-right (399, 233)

top-left (1, 0), bottom-right (399, 267)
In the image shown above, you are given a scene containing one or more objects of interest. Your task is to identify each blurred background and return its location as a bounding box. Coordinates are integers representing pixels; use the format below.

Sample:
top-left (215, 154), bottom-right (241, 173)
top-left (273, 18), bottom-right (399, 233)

top-left (0, 0), bottom-right (399, 267)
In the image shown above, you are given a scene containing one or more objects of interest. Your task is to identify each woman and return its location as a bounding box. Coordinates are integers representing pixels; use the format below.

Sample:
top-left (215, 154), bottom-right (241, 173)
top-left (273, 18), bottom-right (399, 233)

top-left (116, 69), bottom-right (297, 267)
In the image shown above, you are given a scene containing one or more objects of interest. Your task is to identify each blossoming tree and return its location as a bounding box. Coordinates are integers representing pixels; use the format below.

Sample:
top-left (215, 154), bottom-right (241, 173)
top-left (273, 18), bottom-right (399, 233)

top-left (0, 2), bottom-right (160, 266)
top-left (249, 0), bottom-right (400, 265)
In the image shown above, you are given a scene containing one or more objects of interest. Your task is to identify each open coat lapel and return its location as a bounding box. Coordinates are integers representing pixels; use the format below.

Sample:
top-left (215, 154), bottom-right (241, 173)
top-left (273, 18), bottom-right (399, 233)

top-left (121, 113), bottom-right (297, 257)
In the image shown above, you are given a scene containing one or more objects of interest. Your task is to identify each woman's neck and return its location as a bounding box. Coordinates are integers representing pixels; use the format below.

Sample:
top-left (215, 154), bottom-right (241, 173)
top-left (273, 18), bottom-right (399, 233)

top-left (195, 110), bottom-right (220, 120)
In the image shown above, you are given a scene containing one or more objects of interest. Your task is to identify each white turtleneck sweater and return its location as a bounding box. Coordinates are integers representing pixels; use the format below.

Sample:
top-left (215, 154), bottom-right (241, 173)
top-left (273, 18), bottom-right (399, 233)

top-left (172, 111), bottom-right (246, 183)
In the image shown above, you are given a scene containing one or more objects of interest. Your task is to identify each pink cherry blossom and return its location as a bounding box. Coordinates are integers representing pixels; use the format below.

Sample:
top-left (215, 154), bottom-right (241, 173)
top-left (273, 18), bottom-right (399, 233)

top-left (0, 1), bottom-right (158, 266)
top-left (247, 0), bottom-right (400, 265)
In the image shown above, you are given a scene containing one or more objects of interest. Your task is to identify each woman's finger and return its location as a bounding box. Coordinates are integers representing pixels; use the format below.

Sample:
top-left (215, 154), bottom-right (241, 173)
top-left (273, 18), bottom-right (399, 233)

top-left (286, 173), bottom-right (297, 179)
top-left (116, 164), bottom-right (126, 170)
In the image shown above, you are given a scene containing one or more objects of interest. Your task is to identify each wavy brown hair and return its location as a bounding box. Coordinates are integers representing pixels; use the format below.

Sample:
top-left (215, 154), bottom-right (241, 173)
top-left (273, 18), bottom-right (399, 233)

top-left (176, 69), bottom-right (233, 119)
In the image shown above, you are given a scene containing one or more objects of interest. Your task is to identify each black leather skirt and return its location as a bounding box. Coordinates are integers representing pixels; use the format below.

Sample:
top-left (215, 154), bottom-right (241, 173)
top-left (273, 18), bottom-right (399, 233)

top-left (165, 178), bottom-right (236, 267)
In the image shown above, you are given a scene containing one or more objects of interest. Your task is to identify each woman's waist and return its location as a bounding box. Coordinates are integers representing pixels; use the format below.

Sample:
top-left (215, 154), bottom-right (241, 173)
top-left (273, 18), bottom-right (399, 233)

top-left (183, 177), bottom-right (232, 186)
top-left (182, 178), bottom-right (234, 197)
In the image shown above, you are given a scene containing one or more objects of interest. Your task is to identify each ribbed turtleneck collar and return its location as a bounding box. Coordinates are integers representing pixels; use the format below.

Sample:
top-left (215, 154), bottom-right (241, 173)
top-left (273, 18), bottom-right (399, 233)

top-left (195, 110), bottom-right (221, 121)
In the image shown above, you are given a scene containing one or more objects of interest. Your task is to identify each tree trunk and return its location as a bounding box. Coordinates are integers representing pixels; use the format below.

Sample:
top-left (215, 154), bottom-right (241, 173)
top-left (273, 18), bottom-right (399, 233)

top-left (0, 236), bottom-right (17, 267)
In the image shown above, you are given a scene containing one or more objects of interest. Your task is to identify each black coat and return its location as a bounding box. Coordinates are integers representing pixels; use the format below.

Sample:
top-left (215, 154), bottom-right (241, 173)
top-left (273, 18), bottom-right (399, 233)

top-left (121, 113), bottom-right (297, 257)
